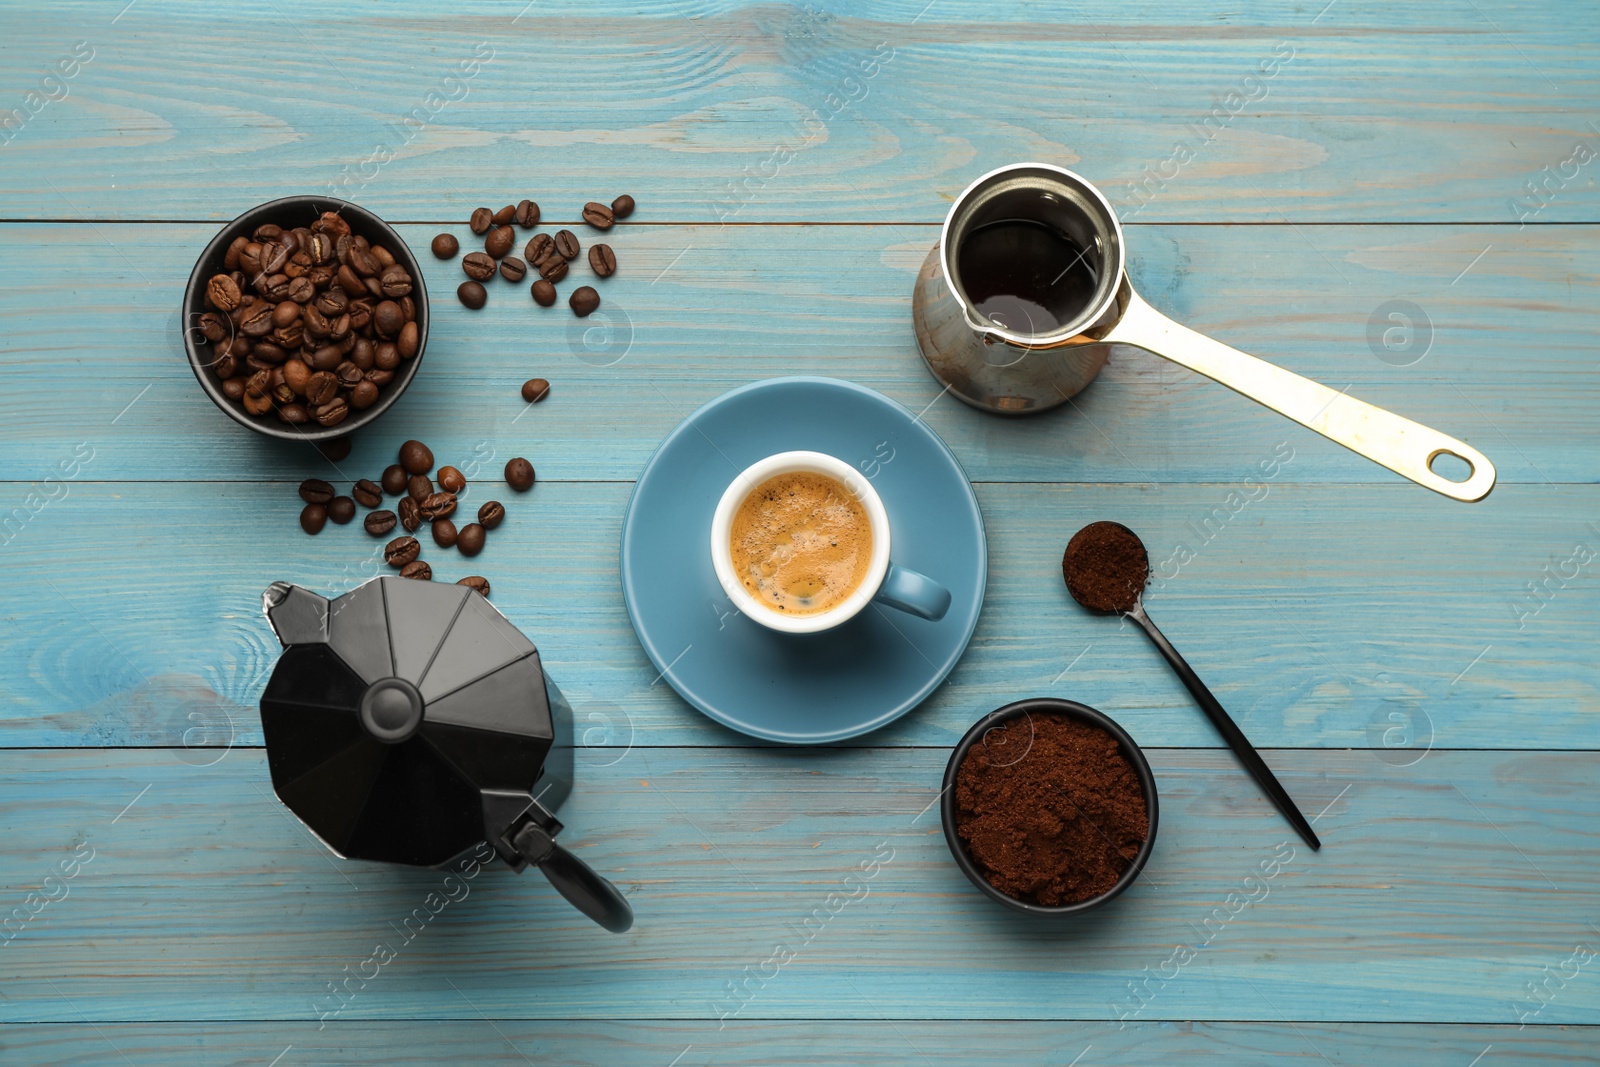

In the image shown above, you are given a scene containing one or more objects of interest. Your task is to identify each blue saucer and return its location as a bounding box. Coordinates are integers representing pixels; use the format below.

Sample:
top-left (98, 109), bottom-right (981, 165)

top-left (620, 377), bottom-right (987, 743)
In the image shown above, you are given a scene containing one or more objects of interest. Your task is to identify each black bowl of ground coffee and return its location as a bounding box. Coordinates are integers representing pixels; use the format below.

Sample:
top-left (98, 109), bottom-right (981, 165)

top-left (941, 699), bottom-right (1158, 915)
top-left (181, 195), bottom-right (429, 442)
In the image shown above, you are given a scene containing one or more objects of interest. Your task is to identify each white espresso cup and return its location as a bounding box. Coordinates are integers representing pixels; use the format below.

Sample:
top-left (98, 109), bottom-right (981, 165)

top-left (710, 450), bottom-right (952, 635)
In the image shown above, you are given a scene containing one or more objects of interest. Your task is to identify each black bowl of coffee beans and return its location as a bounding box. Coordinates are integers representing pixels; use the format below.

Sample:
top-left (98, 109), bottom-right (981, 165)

top-left (182, 196), bottom-right (429, 441)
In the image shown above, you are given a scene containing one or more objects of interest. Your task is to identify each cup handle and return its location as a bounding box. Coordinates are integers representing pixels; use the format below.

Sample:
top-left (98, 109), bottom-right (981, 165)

top-left (873, 563), bottom-right (952, 621)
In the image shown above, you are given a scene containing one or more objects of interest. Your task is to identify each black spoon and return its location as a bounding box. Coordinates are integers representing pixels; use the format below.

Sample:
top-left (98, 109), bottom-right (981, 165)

top-left (1063, 521), bottom-right (1320, 851)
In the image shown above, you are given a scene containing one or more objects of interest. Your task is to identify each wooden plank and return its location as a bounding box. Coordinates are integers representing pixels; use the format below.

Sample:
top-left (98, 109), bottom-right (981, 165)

top-left (0, 1020), bottom-right (1590, 1066)
top-left (3, 481), bottom-right (1594, 750)
top-left (1, 748), bottom-right (1595, 1023)
top-left (0, 222), bottom-right (1591, 483)
top-left (0, 2), bottom-right (1595, 223)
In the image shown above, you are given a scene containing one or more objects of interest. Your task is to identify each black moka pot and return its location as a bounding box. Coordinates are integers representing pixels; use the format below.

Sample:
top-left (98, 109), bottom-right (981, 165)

top-left (259, 577), bottom-right (633, 932)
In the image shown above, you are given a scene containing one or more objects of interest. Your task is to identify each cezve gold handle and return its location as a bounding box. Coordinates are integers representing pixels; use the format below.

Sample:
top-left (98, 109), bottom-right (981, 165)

top-left (1102, 287), bottom-right (1496, 502)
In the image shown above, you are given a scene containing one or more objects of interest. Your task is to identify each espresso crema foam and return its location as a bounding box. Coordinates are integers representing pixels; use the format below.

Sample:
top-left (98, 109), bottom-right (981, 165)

top-left (729, 471), bottom-right (872, 615)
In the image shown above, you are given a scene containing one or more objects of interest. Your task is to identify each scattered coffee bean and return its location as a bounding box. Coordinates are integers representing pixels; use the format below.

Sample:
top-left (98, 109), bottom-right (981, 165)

top-left (407, 473), bottom-right (433, 501)
top-left (400, 439), bottom-right (434, 474)
top-left (457, 575), bottom-right (491, 598)
top-left (492, 204), bottom-right (516, 227)
top-left (570, 286), bottom-right (601, 317)
top-left (431, 233), bottom-right (459, 259)
top-left (525, 233), bottom-right (554, 263)
top-left (328, 496), bottom-right (356, 524)
top-left (478, 500), bottom-right (506, 529)
top-left (457, 281), bottom-right (487, 309)
top-left (318, 437), bottom-right (352, 462)
top-left (537, 255), bottom-right (568, 283)
top-left (364, 509), bottom-right (397, 535)
top-left (484, 226), bottom-right (515, 259)
top-left (398, 495), bottom-right (422, 531)
top-left (499, 256), bottom-right (527, 283)
top-left (469, 207), bottom-right (493, 234)
top-left (385, 535), bottom-right (421, 567)
top-left (521, 378), bottom-right (550, 403)
top-left (588, 243), bottom-right (616, 277)
top-left (554, 230), bottom-right (580, 260)
top-left (437, 465), bottom-right (466, 493)
top-left (514, 199), bottom-right (540, 228)
top-left (611, 194), bottom-right (635, 219)
top-left (400, 560), bottom-right (433, 581)
top-left (530, 279), bottom-right (557, 306)
top-left (582, 202), bottom-right (615, 230)
top-left (505, 457), bottom-right (536, 491)
top-left (457, 522), bottom-right (487, 556)
top-left (462, 252), bottom-right (496, 281)
top-left (353, 479), bottom-right (383, 507)
top-left (300, 503), bottom-right (328, 534)
top-left (420, 491), bottom-right (457, 521)
top-left (381, 464), bottom-right (409, 495)
top-left (433, 518), bottom-right (459, 548)
top-left (299, 478), bottom-right (335, 504)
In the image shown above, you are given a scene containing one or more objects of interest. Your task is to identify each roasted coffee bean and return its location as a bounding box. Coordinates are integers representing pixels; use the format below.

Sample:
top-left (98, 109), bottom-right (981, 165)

top-left (318, 436), bottom-right (351, 462)
top-left (351, 380), bottom-right (380, 410)
top-left (554, 229), bottom-right (580, 259)
top-left (397, 321), bottom-right (420, 360)
top-left (240, 303), bottom-right (276, 337)
top-left (258, 274), bottom-right (291, 302)
top-left (287, 275), bottom-right (316, 303)
top-left (262, 241), bottom-right (292, 275)
top-left (432, 518), bottom-right (458, 548)
top-left (305, 371), bottom-right (339, 406)
top-left (437, 465), bottom-right (466, 493)
top-left (408, 473), bottom-right (433, 501)
top-left (530, 279), bottom-right (557, 306)
top-left (364, 509), bottom-right (398, 535)
top-left (353, 479), bottom-right (383, 507)
top-left (298, 477), bottom-right (335, 504)
top-left (374, 341), bottom-right (400, 371)
top-left (314, 288), bottom-right (348, 317)
top-left (521, 378), bottom-right (550, 403)
top-left (582, 202), bottom-right (615, 230)
top-left (398, 494), bottom-right (422, 531)
top-left (492, 204), bottom-right (516, 227)
top-left (611, 194), bottom-right (635, 219)
top-left (485, 225), bottom-right (515, 259)
top-left (499, 256), bottom-right (527, 283)
top-left (243, 391), bottom-right (274, 415)
top-left (272, 300), bottom-right (302, 329)
top-left (198, 311), bottom-right (229, 342)
top-left (300, 503), bottom-right (328, 535)
top-left (400, 560), bottom-right (432, 581)
top-left (328, 496), bottom-right (356, 524)
top-left (224, 236), bottom-right (249, 271)
top-left (254, 342), bottom-right (289, 366)
top-left (306, 231), bottom-right (335, 265)
top-left (351, 336), bottom-right (375, 369)
top-left (536, 255), bottom-right (568, 283)
top-left (588, 243), bottom-right (616, 277)
top-left (365, 368), bottom-right (395, 387)
top-left (420, 491), bottom-right (457, 520)
top-left (432, 233), bottom-right (459, 259)
top-left (379, 266), bottom-right (413, 298)
top-left (469, 207), bottom-right (493, 234)
top-left (373, 300), bottom-right (404, 338)
top-left (505, 457), bottom-right (536, 491)
top-left (457, 522), bottom-right (487, 557)
top-left (462, 251), bottom-right (496, 281)
top-left (477, 500), bottom-right (505, 529)
top-left (569, 286), bottom-right (601, 317)
top-left (221, 378), bottom-right (247, 401)
top-left (457, 281), bottom-right (487, 309)
top-left (385, 535), bottom-right (421, 567)
top-left (336, 361), bottom-right (364, 389)
top-left (278, 402), bottom-right (309, 424)
top-left (381, 464), bottom-right (409, 494)
top-left (525, 233), bottom-right (554, 263)
top-left (348, 243), bottom-right (381, 277)
top-left (310, 344), bottom-right (343, 371)
top-left (457, 575), bottom-right (491, 598)
top-left (514, 199), bottom-right (540, 228)
top-left (314, 397), bottom-right (349, 427)
top-left (399, 439), bottom-right (433, 474)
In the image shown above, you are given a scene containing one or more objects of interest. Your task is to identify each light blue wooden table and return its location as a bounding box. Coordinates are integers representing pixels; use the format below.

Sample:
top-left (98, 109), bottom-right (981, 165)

top-left (2, 2), bottom-right (1596, 1063)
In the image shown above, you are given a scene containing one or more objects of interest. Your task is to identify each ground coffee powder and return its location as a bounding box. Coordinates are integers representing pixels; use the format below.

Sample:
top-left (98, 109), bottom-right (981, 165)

top-left (955, 711), bottom-right (1148, 906)
top-left (1062, 520), bottom-right (1149, 613)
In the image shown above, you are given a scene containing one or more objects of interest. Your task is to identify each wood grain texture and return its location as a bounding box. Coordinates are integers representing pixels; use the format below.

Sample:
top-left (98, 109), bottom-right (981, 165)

top-left (0, 222), bottom-right (1592, 483)
top-left (1, 749), bottom-right (1595, 1023)
top-left (2, 481), bottom-right (1594, 750)
top-left (1, 1021), bottom-right (1592, 1067)
top-left (0, 1), bottom-right (1595, 223)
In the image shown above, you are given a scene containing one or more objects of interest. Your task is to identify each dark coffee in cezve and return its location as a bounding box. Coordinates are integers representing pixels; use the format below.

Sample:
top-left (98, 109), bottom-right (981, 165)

top-left (956, 219), bottom-right (1099, 336)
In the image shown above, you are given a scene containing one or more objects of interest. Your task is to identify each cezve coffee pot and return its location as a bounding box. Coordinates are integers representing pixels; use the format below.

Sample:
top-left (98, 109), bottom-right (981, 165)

top-left (914, 163), bottom-right (1496, 502)
top-left (259, 577), bottom-right (633, 932)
